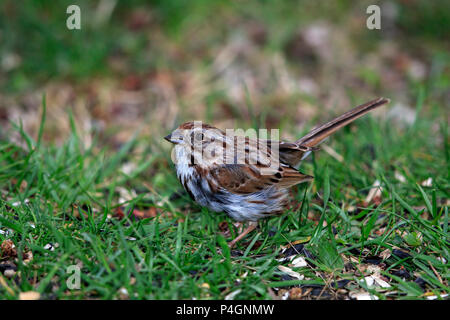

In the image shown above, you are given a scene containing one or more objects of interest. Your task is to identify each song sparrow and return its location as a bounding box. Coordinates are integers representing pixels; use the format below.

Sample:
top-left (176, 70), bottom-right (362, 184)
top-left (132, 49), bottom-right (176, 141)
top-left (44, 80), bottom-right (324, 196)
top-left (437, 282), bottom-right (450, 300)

top-left (165, 97), bottom-right (389, 247)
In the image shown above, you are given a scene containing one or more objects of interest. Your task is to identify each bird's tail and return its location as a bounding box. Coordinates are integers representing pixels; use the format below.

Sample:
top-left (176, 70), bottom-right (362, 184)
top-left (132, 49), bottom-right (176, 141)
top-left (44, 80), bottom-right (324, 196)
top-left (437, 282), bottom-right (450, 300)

top-left (296, 97), bottom-right (390, 147)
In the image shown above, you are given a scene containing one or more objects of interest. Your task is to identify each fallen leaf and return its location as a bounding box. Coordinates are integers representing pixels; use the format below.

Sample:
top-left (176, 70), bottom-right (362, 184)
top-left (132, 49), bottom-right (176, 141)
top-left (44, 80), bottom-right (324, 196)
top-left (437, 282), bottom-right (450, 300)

top-left (3, 269), bottom-right (16, 278)
top-left (114, 207), bottom-right (125, 219)
top-left (360, 275), bottom-right (390, 289)
top-left (113, 206), bottom-right (159, 220)
top-left (22, 250), bottom-right (33, 264)
top-left (288, 287), bottom-right (304, 300)
top-left (278, 265), bottom-right (304, 280)
top-left (200, 283), bottom-right (210, 289)
top-left (19, 291), bottom-right (40, 300)
top-left (364, 180), bottom-right (383, 206)
top-left (361, 276), bottom-right (375, 287)
top-left (289, 256), bottom-right (308, 268)
top-left (131, 207), bottom-right (158, 220)
top-left (380, 249), bottom-right (391, 260)
top-left (19, 180), bottom-right (28, 192)
top-left (1, 240), bottom-right (17, 258)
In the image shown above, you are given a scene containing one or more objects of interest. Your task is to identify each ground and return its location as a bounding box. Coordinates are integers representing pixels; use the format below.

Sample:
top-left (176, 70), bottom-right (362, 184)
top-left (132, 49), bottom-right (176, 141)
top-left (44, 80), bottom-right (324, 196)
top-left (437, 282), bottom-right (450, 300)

top-left (0, 1), bottom-right (449, 300)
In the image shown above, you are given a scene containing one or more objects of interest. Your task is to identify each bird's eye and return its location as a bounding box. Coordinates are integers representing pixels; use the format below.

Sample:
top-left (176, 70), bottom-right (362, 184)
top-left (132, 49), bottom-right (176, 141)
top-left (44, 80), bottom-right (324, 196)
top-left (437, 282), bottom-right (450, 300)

top-left (195, 132), bottom-right (204, 141)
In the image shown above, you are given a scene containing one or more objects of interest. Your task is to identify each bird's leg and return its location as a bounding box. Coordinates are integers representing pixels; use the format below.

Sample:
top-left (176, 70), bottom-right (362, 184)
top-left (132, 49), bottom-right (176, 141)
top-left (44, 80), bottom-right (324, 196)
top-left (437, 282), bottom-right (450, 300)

top-left (228, 221), bottom-right (258, 248)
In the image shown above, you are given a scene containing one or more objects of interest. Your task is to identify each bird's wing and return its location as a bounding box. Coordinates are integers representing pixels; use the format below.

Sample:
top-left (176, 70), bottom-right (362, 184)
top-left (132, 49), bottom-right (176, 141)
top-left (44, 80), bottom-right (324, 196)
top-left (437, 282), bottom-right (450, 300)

top-left (277, 141), bottom-right (317, 167)
top-left (210, 164), bottom-right (313, 195)
top-left (209, 135), bottom-right (312, 194)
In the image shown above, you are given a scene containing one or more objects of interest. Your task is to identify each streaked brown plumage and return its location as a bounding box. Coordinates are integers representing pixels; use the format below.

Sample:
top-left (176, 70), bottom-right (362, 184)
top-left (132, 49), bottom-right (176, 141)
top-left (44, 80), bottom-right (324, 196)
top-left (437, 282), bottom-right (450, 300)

top-left (165, 97), bottom-right (390, 247)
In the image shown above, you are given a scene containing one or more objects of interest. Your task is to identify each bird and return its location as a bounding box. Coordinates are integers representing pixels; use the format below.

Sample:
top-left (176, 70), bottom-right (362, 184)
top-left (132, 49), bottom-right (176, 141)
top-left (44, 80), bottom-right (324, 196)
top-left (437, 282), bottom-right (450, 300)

top-left (164, 97), bottom-right (389, 247)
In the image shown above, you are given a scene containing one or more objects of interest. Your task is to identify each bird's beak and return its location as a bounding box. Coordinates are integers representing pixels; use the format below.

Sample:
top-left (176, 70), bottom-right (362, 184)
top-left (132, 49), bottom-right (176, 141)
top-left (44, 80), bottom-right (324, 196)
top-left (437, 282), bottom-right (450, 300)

top-left (164, 134), bottom-right (173, 143)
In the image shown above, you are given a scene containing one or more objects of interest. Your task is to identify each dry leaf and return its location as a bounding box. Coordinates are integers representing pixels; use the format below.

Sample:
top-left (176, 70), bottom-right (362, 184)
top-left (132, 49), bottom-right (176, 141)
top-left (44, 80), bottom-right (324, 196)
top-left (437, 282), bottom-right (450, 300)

top-left (200, 283), bottom-right (210, 289)
top-left (114, 207), bottom-right (125, 219)
top-left (380, 249), bottom-right (391, 260)
top-left (360, 275), bottom-right (390, 289)
top-left (113, 206), bottom-right (159, 220)
top-left (289, 256), bottom-right (308, 268)
top-left (1, 240), bottom-right (17, 258)
top-left (131, 207), bottom-right (158, 219)
top-left (278, 265), bottom-right (304, 280)
top-left (360, 264), bottom-right (391, 289)
top-left (22, 250), bottom-right (33, 264)
top-left (19, 291), bottom-right (40, 300)
top-left (364, 180), bottom-right (382, 206)
top-left (4, 269), bottom-right (16, 278)
top-left (19, 180), bottom-right (28, 192)
top-left (289, 287), bottom-right (304, 300)
top-left (361, 276), bottom-right (375, 287)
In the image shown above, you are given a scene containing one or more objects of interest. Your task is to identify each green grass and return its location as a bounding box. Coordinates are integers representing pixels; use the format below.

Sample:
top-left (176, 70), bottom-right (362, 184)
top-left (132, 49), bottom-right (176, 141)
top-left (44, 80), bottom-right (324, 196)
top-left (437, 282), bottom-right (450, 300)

top-left (0, 94), bottom-right (448, 300)
top-left (0, 0), bottom-right (449, 300)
